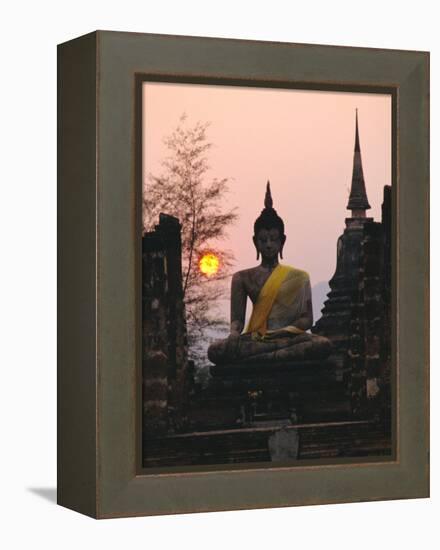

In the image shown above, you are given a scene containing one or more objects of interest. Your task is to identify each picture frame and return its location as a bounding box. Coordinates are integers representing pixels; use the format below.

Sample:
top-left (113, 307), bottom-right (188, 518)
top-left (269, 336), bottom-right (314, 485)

top-left (57, 30), bottom-right (429, 518)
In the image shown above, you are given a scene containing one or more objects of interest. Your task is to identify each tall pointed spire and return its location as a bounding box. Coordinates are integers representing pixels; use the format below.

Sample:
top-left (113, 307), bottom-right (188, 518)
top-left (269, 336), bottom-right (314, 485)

top-left (354, 108), bottom-right (360, 152)
top-left (264, 180), bottom-right (273, 209)
top-left (254, 180), bottom-right (285, 241)
top-left (347, 109), bottom-right (371, 216)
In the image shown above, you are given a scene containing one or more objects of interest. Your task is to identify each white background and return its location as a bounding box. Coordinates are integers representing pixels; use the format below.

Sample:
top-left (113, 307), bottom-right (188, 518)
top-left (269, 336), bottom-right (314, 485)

top-left (0, 1), bottom-right (437, 548)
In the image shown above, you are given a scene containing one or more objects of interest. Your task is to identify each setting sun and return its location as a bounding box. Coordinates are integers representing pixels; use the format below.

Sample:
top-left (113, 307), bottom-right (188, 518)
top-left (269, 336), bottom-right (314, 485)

top-left (199, 252), bottom-right (220, 277)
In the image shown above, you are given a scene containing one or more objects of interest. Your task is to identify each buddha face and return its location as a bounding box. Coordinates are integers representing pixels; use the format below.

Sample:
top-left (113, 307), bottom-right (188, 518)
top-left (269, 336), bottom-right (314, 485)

top-left (253, 227), bottom-right (286, 260)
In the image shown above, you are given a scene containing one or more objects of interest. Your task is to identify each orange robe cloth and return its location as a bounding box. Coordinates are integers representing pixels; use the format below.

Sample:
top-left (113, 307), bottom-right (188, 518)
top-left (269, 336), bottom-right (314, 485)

top-left (245, 264), bottom-right (310, 340)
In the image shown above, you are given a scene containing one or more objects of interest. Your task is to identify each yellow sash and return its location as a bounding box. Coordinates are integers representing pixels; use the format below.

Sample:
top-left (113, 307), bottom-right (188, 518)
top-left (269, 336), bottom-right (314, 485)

top-left (245, 264), bottom-right (308, 337)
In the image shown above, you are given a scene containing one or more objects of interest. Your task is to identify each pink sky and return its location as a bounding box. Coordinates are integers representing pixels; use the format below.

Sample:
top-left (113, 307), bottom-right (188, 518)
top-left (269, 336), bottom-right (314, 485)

top-left (143, 83), bottom-right (391, 324)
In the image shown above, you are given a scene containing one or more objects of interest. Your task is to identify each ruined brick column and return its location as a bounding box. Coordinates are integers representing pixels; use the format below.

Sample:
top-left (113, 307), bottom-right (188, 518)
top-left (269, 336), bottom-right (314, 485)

top-left (349, 186), bottom-right (392, 420)
top-left (142, 213), bottom-right (190, 436)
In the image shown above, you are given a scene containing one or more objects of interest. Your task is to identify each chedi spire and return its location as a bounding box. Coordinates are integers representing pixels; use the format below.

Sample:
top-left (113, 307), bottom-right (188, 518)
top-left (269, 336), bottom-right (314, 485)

top-left (347, 109), bottom-right (371, 217)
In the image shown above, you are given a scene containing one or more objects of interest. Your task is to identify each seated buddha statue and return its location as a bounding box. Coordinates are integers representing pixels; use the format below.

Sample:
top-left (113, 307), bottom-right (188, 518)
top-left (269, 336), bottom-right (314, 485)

top-left (208, 182), bottom-right (332, 365)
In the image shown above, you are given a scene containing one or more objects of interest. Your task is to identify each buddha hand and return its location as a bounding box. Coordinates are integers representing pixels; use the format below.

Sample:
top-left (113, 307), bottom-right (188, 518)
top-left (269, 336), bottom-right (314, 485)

top-left (225, 332), bottom-right (240, 360)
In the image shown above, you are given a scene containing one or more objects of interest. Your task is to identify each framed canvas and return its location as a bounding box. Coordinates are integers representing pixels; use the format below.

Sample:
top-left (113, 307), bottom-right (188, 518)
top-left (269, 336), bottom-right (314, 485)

top-left (57, 30), bottom-right (429, 518)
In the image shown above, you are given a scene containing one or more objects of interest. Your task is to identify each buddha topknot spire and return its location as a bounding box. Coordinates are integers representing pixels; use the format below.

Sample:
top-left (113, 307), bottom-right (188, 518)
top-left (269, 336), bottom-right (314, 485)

top-left (253, 181), bottom-right (286, 259)
top-left (264, 180), bottom-right (273, 209)
top-left (256, 180), bottom-right (281, 226)
top-left (253, 181), bottom-right (286, 260)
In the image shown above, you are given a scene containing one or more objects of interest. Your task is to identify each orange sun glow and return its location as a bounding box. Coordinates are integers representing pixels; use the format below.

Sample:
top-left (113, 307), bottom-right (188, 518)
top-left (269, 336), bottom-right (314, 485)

top-left (198, 253), bottom-right (220, 277)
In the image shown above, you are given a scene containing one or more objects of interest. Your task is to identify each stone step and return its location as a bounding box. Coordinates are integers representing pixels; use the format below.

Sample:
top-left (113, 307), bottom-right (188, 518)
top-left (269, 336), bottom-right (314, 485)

top-left (143, 419), bottom-right (392, 468)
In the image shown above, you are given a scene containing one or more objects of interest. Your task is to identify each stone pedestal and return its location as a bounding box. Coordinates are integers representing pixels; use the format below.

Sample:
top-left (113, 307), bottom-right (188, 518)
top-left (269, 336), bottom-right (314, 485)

top-left (209, 358), bottom-right (345, 426)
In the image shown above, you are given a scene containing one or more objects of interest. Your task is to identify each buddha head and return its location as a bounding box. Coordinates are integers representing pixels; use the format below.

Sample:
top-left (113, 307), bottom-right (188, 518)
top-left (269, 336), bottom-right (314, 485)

top-left (253, 181), bottom-right (286, 261)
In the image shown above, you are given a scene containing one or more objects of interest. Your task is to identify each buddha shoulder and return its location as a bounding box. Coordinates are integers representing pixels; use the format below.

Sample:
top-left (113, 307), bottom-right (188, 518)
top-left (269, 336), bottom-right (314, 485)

top-left (231, 266), bottom-right (261, 283)
top-left (286, 266), bottom-right (310, 281)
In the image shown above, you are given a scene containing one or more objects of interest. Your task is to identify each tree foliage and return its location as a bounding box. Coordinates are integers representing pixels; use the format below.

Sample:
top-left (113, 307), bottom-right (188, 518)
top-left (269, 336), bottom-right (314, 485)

top-left (143, 114), bottom-right (238, 365)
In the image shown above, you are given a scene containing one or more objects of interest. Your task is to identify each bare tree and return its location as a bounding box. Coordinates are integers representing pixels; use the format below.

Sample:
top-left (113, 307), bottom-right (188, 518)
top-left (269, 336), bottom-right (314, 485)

top-left (143, 114), bottom-right (238, 365)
